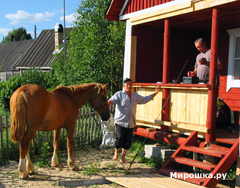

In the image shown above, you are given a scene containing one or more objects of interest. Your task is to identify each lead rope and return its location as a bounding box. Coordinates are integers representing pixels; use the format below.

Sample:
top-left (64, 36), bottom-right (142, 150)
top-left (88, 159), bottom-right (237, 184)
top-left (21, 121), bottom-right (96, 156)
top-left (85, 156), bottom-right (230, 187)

top-left (126, 60), bottom-right (188, 172)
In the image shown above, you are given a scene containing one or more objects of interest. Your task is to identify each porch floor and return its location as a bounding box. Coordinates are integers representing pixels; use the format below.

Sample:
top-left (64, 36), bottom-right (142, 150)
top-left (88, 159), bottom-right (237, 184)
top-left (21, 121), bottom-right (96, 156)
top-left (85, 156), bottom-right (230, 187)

top-left (105, 173), bottom-right (203, 188)
top-left (215, 128), bottom-right (239, 144)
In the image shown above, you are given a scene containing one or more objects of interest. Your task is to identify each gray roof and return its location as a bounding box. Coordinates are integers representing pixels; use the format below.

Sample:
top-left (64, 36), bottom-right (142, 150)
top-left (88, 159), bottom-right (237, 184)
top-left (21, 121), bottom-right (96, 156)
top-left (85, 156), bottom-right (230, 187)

top-left (0, 40), bottom-right (34, 71)
top-left (13, 29), bottom-right (55, 69)
top-left (0, 27), bottom-right (71, 72)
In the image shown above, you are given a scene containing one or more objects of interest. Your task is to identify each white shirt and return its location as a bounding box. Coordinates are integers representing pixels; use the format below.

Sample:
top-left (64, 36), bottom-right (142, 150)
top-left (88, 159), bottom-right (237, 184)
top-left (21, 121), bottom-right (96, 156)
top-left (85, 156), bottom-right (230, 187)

top-left (109, 90), bottom-right (153, 128)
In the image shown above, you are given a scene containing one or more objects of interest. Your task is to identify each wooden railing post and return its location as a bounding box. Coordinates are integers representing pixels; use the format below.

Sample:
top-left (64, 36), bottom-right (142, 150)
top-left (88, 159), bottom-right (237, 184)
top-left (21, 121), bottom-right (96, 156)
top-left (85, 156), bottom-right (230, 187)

top-left (161, 19), bottom-right (171, 132)
top-left (0, 116), bottom-right (3, 149)
top-left (206, 8), bottom-right (219, 143)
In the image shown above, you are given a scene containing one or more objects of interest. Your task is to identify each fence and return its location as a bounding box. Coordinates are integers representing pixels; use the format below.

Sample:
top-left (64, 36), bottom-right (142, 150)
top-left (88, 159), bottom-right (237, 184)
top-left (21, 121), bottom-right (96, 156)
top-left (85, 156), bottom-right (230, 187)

top-left (0, 105), bottom-right (115, 159)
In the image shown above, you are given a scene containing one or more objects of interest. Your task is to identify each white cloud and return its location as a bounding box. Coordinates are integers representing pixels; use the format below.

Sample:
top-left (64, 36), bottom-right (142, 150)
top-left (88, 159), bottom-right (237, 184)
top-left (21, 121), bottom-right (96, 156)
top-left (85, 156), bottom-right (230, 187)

top-left (0, 28), bottom-right (12, 36)
top-left (60, 13), bottom-right (77, 24)
top-left (5, 10), bottom-right (55, 25)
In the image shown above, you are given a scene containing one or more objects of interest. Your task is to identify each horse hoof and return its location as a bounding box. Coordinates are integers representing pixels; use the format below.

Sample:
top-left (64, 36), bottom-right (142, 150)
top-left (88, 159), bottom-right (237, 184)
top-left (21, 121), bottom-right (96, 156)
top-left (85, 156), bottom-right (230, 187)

top-left (51, 163), bottom-right (60, 167)
top-left (19, 174), bottom-right (29, 180)
top-left (28, 170), bottom-right (35, 175)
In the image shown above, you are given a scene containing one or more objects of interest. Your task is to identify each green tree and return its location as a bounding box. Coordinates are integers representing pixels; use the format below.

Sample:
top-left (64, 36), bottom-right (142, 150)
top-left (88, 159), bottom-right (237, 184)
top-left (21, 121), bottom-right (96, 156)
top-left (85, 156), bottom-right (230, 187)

top-left (2, 27), bottom-right (32, 43)
top-left (52, 0), bottom-right (125, 96)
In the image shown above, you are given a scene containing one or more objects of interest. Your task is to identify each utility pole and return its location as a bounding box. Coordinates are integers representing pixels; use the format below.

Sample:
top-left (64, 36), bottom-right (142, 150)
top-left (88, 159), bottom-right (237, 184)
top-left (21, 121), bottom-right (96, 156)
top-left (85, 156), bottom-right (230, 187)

top-left (63, 0), bottom-right (66, 63)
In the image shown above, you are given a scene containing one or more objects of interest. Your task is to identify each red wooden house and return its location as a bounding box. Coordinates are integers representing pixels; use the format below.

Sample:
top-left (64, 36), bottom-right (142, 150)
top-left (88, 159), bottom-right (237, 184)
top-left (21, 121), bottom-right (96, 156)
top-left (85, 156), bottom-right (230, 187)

top-left (106, 0), bottom-right (240, 187)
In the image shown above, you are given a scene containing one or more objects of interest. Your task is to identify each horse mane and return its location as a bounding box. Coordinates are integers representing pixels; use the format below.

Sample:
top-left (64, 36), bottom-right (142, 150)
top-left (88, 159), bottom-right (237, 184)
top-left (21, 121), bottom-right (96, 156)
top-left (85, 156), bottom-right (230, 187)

top-left (54, 83), bottom-right (102, 94)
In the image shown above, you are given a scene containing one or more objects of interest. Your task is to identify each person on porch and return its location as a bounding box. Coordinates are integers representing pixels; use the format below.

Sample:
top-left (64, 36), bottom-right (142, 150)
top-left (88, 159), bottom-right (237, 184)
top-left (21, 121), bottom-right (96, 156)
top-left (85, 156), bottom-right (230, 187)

top-left (188, 38), bottom-right (222, 83)
top-left (108, 78), bottom-right (160, 164)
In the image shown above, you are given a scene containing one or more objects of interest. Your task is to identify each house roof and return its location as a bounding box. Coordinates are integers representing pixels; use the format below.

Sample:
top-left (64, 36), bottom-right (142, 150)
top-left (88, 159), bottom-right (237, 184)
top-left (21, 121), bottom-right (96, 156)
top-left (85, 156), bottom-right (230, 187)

top-left (106, 0), bottom-right (125, 21)
top-left (13, 29), bottom-right (55, 69)
top-left (106, 0), bottom-right (240, 31)
top-left (0, 40), bottom-right (34, 71)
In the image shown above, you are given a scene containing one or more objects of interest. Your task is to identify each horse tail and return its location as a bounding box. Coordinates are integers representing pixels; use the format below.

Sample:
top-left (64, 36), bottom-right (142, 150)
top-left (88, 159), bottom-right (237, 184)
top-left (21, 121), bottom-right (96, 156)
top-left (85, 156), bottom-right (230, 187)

top-left (10, 90), bottom-right (27, 143)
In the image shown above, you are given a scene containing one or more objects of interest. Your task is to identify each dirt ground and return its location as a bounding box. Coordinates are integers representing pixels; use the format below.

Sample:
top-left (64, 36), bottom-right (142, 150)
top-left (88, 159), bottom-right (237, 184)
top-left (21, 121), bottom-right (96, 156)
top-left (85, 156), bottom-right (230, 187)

top-left (0, 147), bottom-right (236, 188)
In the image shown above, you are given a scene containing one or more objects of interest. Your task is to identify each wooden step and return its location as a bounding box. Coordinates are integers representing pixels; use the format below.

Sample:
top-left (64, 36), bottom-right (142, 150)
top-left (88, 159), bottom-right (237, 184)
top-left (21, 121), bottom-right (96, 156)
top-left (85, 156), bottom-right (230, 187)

top-left (172, 156), bottom-right (216, 171)
top-left (209, 144), bottom-right (229, 152)
top-left (181, 146), bottom-right (226, 157)
top-left (159, 168), bottom-right (205, 185)
top-left (215, 138), bottom-right (237, 145)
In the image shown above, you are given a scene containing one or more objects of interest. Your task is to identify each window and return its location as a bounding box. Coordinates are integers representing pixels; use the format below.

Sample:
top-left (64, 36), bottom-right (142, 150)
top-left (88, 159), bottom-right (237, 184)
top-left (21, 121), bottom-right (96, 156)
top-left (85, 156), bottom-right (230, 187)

top-left (227, 28), bottom-right (240, 92)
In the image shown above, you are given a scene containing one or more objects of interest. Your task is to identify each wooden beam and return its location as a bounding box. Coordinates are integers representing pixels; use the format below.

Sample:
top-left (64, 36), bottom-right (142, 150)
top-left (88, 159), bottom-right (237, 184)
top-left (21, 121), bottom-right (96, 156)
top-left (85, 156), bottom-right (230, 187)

top-left (155, 120), bottom-right (208, 133)
top-left (130, 36), bottom-right (137, 82)
top-left (129, 0), bottom-right (237, 26)
top-left (130, 1), bottom-right (193, 25)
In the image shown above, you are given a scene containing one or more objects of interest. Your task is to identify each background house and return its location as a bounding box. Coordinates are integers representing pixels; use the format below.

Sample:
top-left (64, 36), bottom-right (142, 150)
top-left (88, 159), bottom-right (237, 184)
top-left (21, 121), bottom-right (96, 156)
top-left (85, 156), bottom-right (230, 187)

top-left (0, 23), bottom-right (66, 81)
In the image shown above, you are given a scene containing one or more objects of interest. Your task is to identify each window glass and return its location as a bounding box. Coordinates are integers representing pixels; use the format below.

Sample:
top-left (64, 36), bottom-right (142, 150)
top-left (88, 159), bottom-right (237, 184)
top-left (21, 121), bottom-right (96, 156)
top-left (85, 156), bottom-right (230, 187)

top-left (233, 60), bottom-right (240, 79)
top-left (235, 36), bottom-right (240, 58)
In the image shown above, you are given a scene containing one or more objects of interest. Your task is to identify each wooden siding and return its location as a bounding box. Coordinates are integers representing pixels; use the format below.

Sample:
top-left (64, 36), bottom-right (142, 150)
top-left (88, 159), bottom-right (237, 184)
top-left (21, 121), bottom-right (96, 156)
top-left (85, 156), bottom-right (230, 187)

top-left (169, 89), bottom-right (208, 125)
top-left (134, 85), bottom-right (208, 135)
top-left (135, 86), bottom-right (163, 125)
top-left (218, 30), bottom-right (240, 111)
top-left (219, 76), bottom-right (240, 111)
top-left (123, 0), bottom-right (173, 15)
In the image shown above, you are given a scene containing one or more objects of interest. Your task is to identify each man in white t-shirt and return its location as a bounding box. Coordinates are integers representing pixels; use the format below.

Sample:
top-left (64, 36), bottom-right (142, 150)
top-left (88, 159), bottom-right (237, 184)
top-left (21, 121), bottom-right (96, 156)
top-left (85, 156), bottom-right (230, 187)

top-left (188, 38), bottom-right (222, 83)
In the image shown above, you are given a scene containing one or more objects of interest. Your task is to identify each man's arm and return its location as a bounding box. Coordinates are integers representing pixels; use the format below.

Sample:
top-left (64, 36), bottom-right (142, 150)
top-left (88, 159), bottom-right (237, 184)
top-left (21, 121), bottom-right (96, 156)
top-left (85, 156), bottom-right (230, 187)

top-left (151, 86), bottom-right (161, 99)
top-left (108, 100), bottom-right (113, 106)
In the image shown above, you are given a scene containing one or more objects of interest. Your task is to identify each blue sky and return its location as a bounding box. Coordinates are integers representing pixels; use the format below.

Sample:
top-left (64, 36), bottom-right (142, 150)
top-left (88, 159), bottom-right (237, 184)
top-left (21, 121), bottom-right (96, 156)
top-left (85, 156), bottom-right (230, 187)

top-left (0, 0), bottom-right (80, 41)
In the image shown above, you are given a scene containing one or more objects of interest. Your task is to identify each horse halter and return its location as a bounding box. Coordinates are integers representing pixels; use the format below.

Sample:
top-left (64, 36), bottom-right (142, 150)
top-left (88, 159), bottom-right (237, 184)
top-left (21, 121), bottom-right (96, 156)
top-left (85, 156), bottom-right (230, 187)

top-left (88, 91), bottom-right (108, 111)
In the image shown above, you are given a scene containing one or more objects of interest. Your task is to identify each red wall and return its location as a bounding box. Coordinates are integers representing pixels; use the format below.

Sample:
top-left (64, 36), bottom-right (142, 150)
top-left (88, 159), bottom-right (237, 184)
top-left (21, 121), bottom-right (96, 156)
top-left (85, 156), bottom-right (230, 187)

top-left (123, 0), bottom-right (173, 15)
top-left (218, 30), bottom-right (240, 111)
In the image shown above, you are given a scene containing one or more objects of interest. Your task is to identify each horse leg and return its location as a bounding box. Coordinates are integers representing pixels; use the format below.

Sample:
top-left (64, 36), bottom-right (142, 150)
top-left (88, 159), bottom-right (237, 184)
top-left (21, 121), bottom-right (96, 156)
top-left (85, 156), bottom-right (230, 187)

top-left (66, 127), bottom-right (76, 170)
top-left (26, 151), bottom-right (34, 174)
top-left (18, 128), bottom-right (37, 179)
top-left (51, 128), bottom-right (61, 167)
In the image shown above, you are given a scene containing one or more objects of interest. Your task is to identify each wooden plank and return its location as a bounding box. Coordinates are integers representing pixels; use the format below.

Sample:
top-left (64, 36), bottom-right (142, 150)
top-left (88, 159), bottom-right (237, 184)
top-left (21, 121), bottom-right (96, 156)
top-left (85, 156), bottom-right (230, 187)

top-left (130, 36), bottom-right (137, 82)
top-left (133, 85), bottom-right (208, 90)
top-left (5, 115), bottom-right (9, 158)
top-left (169, 89), bottom-right (208, 126)
top-left (136, 87), bottom-right (163, 124)
top-left (194, 0), bottom-right (238, 11)
top-left (199, 91), bottom-right (208, 125)
top-left (155, 120), bottom-right (207, 133)
top-left (235, 157), bottom-right (240, 187)
top-left (130, 1), bottom-right (193, 24)
top-left (106, 173), bottom-right (203, 188)
top-left (130, 0), bottom-right (237, 26)
top-left (0, 116), bottom-right (3, 149)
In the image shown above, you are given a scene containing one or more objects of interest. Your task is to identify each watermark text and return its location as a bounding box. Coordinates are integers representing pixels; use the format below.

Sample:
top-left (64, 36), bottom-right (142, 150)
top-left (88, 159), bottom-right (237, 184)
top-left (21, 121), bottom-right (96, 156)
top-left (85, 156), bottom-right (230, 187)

top-left (170, 172), bottom-right (227, 180)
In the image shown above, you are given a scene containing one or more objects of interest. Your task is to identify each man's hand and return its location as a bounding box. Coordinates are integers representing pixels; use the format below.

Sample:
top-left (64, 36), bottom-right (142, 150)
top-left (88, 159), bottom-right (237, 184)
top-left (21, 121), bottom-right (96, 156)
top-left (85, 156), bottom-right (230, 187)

top-left (188, 71), bottom-right (195, 77)
top-left (199, 58), bottom-right (208, 65)
top-left (152, 86), bottom-right (161, 99)
top-left (155, 86), bottom-right (161, 94)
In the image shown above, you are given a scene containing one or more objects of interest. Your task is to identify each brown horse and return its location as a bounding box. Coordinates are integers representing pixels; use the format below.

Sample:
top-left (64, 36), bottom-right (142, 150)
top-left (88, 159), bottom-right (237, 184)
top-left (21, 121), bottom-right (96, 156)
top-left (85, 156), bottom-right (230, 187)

top-left (10, 83), bottom-right (110, 179)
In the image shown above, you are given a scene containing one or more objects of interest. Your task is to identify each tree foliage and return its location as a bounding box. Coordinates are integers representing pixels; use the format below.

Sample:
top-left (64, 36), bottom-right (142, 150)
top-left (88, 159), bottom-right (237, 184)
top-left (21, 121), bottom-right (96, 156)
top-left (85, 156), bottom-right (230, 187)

top-left (2, 27), bottom-right (32, 43)
top-left (52, 0), bottom-right (125, 96)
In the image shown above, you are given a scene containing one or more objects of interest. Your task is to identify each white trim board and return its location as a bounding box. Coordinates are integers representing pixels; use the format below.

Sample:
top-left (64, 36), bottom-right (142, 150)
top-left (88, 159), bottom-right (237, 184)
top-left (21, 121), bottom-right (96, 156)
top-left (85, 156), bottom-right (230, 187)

top-left (119, 0), bottom-right (192, 20)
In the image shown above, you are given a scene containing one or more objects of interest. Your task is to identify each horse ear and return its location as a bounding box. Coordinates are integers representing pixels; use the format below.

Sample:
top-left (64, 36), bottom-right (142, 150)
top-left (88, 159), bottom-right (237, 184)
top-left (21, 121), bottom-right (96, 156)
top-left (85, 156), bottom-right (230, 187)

top-left (102, 83), bottom-right (108, 90)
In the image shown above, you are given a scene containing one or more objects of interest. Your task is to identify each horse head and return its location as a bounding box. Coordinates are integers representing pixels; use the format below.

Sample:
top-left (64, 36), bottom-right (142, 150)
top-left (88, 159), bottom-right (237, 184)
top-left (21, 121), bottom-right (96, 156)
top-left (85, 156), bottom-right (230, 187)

top-left (89, 83), bottom-right (110, 121)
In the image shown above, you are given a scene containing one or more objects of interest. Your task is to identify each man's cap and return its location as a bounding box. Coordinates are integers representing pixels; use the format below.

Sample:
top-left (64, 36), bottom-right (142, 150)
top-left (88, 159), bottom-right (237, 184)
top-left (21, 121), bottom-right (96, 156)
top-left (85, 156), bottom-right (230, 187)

top-left (123, 78), bottom-right (132, 84)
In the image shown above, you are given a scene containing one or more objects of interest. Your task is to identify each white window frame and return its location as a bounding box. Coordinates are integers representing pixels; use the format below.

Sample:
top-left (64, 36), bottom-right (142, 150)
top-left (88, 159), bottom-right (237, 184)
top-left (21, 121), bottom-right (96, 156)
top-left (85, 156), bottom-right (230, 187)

top-left (226, 28), bottom-right (240, 92)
